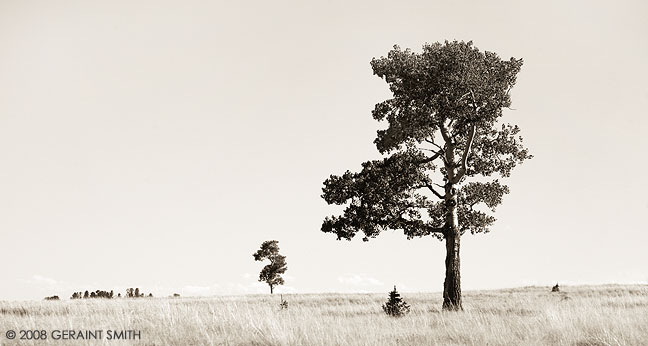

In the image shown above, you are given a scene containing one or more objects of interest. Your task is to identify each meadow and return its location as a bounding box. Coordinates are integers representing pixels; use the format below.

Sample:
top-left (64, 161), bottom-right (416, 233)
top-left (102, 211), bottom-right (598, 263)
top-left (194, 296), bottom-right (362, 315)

top-left (1, 285), bottom-right (647, 346)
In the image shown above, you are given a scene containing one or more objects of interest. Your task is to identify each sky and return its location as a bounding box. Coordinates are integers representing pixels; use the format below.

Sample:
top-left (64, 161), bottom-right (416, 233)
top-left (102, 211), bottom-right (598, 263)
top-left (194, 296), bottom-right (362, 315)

top-left (0, 0), bottom-right (647, 300)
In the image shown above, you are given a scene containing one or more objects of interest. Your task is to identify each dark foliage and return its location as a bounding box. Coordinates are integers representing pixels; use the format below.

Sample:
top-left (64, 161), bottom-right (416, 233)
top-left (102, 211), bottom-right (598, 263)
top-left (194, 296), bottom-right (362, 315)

top-left (68, 288), bottom-right (150, 299)
top-left (125, 287), bottom-right (148, 298)
top-left (44, 295), bottom-right (59, 301)
top-left (382, 286), bottom-right (410, 317)
top-left (71, 290), bottom-right (114, 299)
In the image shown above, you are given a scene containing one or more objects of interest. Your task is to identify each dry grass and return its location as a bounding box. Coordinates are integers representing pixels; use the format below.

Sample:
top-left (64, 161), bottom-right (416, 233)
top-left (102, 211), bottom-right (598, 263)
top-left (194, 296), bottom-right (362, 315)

top-left (1, 285), bottom-right (647, 345)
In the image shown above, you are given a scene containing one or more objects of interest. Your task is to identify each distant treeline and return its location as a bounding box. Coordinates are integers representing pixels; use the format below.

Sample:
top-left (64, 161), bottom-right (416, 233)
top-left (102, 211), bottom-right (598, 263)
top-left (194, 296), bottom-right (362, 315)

top-left (69, 288), bottom-right (152, 299)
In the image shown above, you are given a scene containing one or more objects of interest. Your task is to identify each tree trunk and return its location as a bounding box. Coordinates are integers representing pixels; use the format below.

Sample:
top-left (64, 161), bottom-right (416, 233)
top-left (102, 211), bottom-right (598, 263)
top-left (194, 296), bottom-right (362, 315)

top-left (270, 284), bottom-right (274, 294)
top-left (440, 127), bottom-right (464, 311)
top-left (443, 184), bottom-right (463, 311)
top-left (443, 230), bottom-right (462, 310)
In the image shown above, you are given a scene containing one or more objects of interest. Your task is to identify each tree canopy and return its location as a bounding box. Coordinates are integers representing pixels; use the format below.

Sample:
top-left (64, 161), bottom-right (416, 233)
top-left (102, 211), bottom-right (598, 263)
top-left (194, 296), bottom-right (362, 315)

top-left (322, 41), bottom-right (530, 242)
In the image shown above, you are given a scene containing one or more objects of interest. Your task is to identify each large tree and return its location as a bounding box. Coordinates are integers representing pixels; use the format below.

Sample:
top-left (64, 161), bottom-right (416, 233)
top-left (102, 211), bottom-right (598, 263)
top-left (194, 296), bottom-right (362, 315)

top-left (321, 41), bottom-right (531, 311)
top-left (253, 240), bottom-right (288, 294)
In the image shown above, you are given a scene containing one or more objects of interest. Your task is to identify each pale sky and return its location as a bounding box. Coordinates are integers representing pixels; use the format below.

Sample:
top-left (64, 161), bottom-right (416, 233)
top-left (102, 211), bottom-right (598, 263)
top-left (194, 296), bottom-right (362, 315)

top-left (1, 0), bottom-right (647, 300)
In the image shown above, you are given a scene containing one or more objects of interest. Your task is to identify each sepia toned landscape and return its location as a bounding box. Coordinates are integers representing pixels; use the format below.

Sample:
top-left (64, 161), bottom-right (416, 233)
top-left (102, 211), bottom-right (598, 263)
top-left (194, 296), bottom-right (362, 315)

top-left (2, 1), bottom-right (647, 345)
top-left (1, 285), bottom-right (647, 346)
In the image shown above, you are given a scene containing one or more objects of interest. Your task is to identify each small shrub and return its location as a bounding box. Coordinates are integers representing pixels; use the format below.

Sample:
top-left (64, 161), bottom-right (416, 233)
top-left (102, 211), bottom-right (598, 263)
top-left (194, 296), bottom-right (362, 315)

top-left (44, 295), bottom-right (59, 301)
top-left (279, 295), bottom-right (288, 310)
top-left (382, 286), bottom-right (410, 317)
top-left (552, 283), bottom-right (560, 292)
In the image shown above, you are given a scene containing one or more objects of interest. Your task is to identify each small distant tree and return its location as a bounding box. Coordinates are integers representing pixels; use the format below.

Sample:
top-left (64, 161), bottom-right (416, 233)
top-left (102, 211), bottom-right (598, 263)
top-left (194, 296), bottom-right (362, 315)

top-left (126, 288), bottom-right (134, 298)
top-left (148, 293), bottom-right (153, 297)
top-left (173, 293), bottom-right (180, 297)
top-left (253, 240), bottom-right (288, 294)
top-left (109, 290), bottom-right (114, 298)
top-left (117, 293), bottom-right (122, 298)
top-left (134, 288), bottom-right (140, 298)
top-left (83, 290), bottom-right (89, 299)
top-left (382, 286), bottom-right (410, 317)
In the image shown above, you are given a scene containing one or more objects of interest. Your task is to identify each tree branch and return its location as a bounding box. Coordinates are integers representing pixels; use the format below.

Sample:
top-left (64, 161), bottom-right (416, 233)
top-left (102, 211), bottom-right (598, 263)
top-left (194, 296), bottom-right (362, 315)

top-left (420, 148), bottom-right (442, 156)
top-left (458, 91), bottom-right (471, 102)
top-left (428, 150), bottom-right (443, 162)
top-left (426, 226), bottom-right (446, 234)
top-left (416, 150), bottom-right (443, 164)
top-left (425, 138), bottom-right (444, 151)
top-left (398, 216), bottom-right (445, 234)
top-left (424, 183), bottom-right (445, 200)
top-left (439, 123), bottom-right (451, 143)
top-left (452, 123), bottom-right (476, 184)
top-left (439, 123), bottom-right (456, 174)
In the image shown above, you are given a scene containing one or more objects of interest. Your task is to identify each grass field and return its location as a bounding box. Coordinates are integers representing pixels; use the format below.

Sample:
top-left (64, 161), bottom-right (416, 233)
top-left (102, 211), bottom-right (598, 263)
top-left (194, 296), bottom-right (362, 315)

top-left (1, 285), bottom-right (647, 346)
